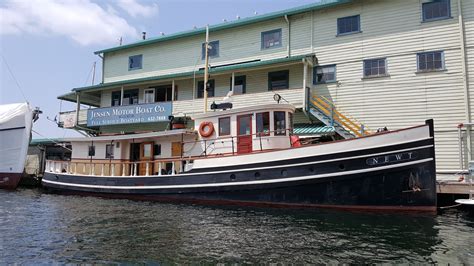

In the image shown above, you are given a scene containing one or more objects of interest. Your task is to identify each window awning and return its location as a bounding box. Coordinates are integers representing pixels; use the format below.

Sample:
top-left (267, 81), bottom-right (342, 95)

top-left (293, 123), bottom-right (335, 136)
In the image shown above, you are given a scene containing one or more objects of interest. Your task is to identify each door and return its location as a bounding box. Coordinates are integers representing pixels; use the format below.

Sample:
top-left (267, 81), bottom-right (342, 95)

top-left (237, 114), bottom-right (252, 154)
top-left (139, 142), bottom-right (154, 175)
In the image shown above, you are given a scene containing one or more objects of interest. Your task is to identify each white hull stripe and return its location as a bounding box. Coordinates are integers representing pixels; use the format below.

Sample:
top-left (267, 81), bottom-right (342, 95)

top-left (43, 158), bottom-right (433, 190)
top-left (48, 144), bottom-right (434, 178)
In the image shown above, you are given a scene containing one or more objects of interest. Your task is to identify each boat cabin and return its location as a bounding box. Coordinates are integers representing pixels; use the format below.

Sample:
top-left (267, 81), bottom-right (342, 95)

top-left (56, 104), bottom-right (296, 176)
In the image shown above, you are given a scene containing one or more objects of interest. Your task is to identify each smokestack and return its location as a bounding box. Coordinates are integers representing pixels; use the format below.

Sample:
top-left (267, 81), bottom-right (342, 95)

top-left (142, 32), bottom-right (146, 40)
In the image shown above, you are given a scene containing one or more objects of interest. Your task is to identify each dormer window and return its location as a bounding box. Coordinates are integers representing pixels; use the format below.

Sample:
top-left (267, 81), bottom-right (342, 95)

top-left (128, 54), bottom-right (142, 70)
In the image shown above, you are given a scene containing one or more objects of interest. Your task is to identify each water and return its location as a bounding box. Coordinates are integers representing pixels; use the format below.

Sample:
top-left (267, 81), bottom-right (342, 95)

top-left (1, 189), bottom-right (473, 264)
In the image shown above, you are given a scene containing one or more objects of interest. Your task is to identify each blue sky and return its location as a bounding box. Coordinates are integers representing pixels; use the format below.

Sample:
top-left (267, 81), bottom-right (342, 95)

top-left (0, 0), bottom-right (316, 138)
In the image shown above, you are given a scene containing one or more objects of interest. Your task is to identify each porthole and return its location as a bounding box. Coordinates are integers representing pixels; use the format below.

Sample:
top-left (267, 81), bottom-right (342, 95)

top-left (230, 174), bottom-right (236, 180)
top-left (254, 172), bottom-right (261, 178)
top-left (281, 169), bottom-right (288, 177)
top-left (339, 164), bottom-right (345, 170)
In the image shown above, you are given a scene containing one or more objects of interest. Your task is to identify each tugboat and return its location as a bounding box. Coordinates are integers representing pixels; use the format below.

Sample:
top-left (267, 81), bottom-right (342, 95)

top-left (42, 102), bottom-right (437, 212)
top-left (0, 103), bottom-right (40, 189)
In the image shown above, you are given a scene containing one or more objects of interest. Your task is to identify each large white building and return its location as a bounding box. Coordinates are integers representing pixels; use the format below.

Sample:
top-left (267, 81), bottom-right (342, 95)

top-left (58, 0), bottom-right (474, 175)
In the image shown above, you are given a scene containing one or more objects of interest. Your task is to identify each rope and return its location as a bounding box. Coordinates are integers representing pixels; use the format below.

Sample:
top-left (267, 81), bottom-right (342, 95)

top-left (32, 129), bottom-right (72, 152)
top-left (438, 203), bottom-right (462, 210)
top-left (1, 53), bottom-right (28, 103)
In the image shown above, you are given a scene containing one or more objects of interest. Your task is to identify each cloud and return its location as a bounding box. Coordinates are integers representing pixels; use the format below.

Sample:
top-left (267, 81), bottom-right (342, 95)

top-left (0, 0), bottom-right (143, 46)
top-left (117, 0), bottom-right (158, 18)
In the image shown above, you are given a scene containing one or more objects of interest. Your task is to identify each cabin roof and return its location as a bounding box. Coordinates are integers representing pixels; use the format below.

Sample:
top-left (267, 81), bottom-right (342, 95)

top-left (61, 129), bottom-right (195, 142)
top-left (94, 0), bottom-right (350, 55)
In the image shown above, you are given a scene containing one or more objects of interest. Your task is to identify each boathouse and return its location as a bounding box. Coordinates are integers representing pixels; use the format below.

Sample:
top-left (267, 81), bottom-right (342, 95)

top-left (56, 0), bottom-right (474, 178)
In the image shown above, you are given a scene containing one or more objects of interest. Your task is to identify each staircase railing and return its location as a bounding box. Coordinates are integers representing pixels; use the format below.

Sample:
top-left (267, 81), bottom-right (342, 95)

top-left (309, 94), bottom-right (370, 138)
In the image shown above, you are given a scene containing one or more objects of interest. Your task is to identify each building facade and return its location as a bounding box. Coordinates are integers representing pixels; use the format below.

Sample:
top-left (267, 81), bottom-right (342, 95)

top-left (58, 0), bottom-right (474, 174)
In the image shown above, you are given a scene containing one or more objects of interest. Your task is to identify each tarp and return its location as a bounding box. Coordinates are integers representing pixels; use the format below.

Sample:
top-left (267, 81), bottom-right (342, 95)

top-left (0, 103), bottom-right (33, 174)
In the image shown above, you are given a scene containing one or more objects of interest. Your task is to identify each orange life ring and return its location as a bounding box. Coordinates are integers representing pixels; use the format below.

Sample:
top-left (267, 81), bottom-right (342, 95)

top-left (199, 121), bottom-right (214, 137)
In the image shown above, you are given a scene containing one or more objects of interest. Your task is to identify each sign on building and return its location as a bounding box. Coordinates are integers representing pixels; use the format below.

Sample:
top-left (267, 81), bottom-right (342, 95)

top-left (87, 102), bottom-right (172, 127)
top-left (62, 113), bottom-right (77, 128)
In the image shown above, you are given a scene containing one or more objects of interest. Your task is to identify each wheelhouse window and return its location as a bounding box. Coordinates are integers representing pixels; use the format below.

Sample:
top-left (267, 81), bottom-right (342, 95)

top-left (202, 40), bottom-right (219, 59)
top-left (123, 89), bottom-right (139, 105)
top-left (417, 51), bottom-right (444, 72)
top-left (111, 91), bottom-right (121, 106)
top-left (128, 54), bottom-right (142, 70)
top-left (268, 70), bottom-right (289, 90)
top-left (144, 88), bottom-right (155, 103)
top-left (314, 65), bottom-right (336, 84)
top-left (422, 0), bottom-right (450, 22)
top-left (197, 80), bottom-right (215, 98)
top-left (230, 75), bottom-right (246, 95)
top-left (256, 112), bottom-right (270, 136)
top-left (88, 145), bottom-right (95, 157)
top-left (105, 144), bottom-right (114, 159)
top-left (337, 15), bottom-right (360, 35)
top-left (274, 111), bottom-right (286, 136)
top-left (219, 117), bottom-right (231, 136)
top-left (261, 29), bottom-right (282, 49)
top-left (363, 58), bottom-right (387, 77)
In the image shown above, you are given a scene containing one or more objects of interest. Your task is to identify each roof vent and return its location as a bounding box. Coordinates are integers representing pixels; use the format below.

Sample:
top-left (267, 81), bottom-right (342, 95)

top-left (142, 32), bottom-right (146, 40)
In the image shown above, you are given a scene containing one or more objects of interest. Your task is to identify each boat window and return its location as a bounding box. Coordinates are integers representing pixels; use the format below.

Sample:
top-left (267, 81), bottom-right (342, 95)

top-left (123, 89), bottom-right (139, 105)
top-left (274, 111), bottom-right (286, 136)
top-left (288, 112), bottom-right (293, 133)
top-left (111, 91), bottom-right (121, 106)
top-left (105, 144), bottom-right (114, 159)
top-left (144, 88), bottom-right (155, 103)
top-left (154, 144), bottom-right (161, 156)
top-left (256, 112), bottom-right (270, 136)
top-left (268, 70), bottom-right (289, 90)
top-left (238, 115), bottom-right (252, 136)
top-left (229, 75), bottom-right (246, 94)
top-left (88, 145), bottom-right (95, 157)
top-left (219, 117), bottom-right (231, 136)
top-left (197, 80), bottom-right (215, 98)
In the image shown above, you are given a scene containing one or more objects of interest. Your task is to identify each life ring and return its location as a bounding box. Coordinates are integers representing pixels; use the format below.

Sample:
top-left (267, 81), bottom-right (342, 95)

top-left (199, 122), bottom-right (214, 137)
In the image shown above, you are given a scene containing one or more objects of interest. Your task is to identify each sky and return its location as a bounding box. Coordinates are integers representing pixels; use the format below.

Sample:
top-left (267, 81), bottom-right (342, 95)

top-left (0, 0), bottom-right (317, 139)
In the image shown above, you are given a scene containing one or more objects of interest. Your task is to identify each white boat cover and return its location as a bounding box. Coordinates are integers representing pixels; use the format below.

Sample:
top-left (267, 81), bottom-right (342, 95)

top-left (0, 103), bottom-right (33, 174)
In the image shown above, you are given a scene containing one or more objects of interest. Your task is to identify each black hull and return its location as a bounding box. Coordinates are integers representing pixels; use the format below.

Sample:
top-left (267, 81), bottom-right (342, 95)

top-left (42, 123), bottom-right (438, 213)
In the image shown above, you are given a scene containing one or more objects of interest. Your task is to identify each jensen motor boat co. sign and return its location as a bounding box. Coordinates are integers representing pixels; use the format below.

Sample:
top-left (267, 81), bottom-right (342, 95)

top-left (87, 102), bottom-right (172, 126)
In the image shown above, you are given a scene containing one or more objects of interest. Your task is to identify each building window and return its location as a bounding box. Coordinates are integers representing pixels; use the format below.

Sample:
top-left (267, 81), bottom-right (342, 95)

top-left (417, 51), bottom-right (444, 72)
top-left (88, 145), bottom-right (95, 157)
top-left (261, 29), bottom-right (282, 49)
top-left (422, 0), bottom-right (450, 22)
top-left (268, 70), bottom-right (289, 90)
top-left (144, 88), bottom-right (155, 103)
top-left (105, 144), bottom-right (114, 159)
top-left (274, 111), bottom-right (286, 136)
top-left (197, 80), bottom-right (215, 98)
top-left (219, 117), bottom-right (231, 136)
top-left (128, 54), bottom-right (142, 70)
top-left (153, 85), bottom-right (173, 102)
top-left (154, 144), bottom-right (161, 156)
top-left (256, 112), bottom-right (270, 136)
top-left (230, 75), bottom-right (246, 94)
top-left (123, 89), bottom-right (139, 105)
top-left (337, 15), bottom-right (360, 35)
top-left (314, 65), bottom-right (336, 84)
top-left (202, 40), bottom-right (219, 59)
top-left (363, 58), bottom-right (387, 77)
top-left (111, 91), bottom-right (121, 106)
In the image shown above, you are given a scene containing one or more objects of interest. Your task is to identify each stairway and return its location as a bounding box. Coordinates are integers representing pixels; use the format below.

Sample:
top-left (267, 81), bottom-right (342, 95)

top-left (308, 94), bottom-right (370, 139)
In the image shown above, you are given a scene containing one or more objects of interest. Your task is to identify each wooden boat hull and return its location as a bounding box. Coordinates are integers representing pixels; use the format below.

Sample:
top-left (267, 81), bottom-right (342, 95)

top-left (42, 121), bottom-right (437, 212)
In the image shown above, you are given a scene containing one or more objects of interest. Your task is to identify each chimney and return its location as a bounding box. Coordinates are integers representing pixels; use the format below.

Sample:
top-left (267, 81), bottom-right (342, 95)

top-left (142, 32), bottom-right (146, 40)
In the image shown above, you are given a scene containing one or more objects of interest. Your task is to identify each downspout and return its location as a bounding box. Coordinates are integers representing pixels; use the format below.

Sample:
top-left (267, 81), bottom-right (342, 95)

top-left (97, 54), bottom-right (104, 84)
top-left (458, 0), bottom-right (471, 163)
top-left (284, 15), bottom-right (290, 57)
top-left (302, 58), bottom-right (308, 115)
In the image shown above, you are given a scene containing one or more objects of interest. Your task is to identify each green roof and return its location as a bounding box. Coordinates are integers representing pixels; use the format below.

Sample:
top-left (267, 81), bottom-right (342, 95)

top-left (293, 123), bottom-right (335, 135)
top-left (60, 54), bottom-right (312, 100)
top-left (30, 138), bottom-right (63, 145)
top-left (94, 0), bottom-right (351, 54)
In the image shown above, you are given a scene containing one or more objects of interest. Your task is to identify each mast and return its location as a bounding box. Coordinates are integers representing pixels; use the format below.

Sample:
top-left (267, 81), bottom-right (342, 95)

top-left (203, 25), bottom-right (210, 113)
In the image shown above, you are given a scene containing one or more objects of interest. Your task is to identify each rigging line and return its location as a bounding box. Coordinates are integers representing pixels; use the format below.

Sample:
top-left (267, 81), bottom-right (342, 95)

top-left (32, 129), bottom-right (72, 152)
top-left (83, 61), bottom-right (95, 86)
top-left (0, 53), bottom-right (28, 103)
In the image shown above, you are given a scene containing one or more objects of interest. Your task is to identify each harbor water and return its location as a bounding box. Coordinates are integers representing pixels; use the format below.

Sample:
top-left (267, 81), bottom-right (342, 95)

top-left (1, 189), bottom-right (473, 264)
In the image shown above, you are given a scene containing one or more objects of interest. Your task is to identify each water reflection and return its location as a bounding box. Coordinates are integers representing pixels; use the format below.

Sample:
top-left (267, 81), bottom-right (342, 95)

top-left (1, 189), bottom-right (473, 264)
